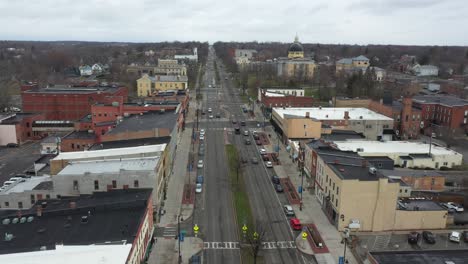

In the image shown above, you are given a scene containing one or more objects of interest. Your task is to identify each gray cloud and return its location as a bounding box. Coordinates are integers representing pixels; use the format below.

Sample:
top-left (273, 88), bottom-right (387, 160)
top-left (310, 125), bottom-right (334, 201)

top-left (0, 0), bottom-right (467, 45)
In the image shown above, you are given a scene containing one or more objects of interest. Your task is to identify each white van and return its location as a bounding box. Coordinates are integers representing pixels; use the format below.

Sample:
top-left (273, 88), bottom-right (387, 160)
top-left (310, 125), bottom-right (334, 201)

top-left (3, 181), bottom-right (15, 186)
top-left (449, 231), bottom-right (461, 243)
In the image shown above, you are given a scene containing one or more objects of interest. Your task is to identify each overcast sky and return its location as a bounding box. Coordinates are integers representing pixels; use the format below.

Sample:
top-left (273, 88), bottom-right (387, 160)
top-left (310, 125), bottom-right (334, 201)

top-left (1, 0), bottom-right (467, 45)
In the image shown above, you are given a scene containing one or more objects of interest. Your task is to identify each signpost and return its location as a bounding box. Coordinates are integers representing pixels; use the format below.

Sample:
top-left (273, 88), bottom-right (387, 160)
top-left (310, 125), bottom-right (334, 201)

top-left (193, 224), bottom-right (199, 237)
top-left (301, 231), bottom-right (308, 248)
top-left (242, 224), bottom-right (248, 239)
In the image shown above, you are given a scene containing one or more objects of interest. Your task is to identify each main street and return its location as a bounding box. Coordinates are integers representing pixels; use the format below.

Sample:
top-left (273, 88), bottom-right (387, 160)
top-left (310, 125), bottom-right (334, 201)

top-left (191, 46), bottom-right (315, 263)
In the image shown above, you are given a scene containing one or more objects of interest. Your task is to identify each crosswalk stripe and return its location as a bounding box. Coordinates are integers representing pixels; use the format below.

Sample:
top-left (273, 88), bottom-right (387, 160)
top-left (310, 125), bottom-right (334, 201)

top-left (202, 241), bottom-right (296, 250)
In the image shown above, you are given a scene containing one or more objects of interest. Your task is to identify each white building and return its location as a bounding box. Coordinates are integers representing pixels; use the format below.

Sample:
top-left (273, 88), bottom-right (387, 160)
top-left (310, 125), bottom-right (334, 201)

top-left (54, 157), bottom-right (161, 205)
top-left (258, 87), bottom-right (304, 101)
top-left (174, 47), bottom-right (198, 62)
top-left (0, 176), bottom-right (55, 209)
top-left (412, 64), bottom-right (439, 76)
top-left (333, 140), bottom-right (463, 169)
top-left (368, 66), bottom-right (386, 81)
top-left (235, 49), bottom-right (257, 66)
top-left (79, 65), bottom-right (92, 76)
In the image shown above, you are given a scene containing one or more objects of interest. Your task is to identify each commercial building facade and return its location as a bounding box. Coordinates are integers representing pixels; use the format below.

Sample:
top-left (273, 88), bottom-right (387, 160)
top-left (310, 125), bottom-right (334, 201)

top-left (137, 74), bottom-right (188, 97)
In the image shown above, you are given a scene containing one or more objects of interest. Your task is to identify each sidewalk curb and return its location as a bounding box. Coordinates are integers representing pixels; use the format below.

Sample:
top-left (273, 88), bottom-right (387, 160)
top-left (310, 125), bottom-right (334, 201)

top-left (295, 235), bottom-right (314, 256)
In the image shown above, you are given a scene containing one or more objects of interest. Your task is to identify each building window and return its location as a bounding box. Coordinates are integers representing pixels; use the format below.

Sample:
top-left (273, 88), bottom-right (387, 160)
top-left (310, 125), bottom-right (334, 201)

top-left (336, 199), bottom-right (338, 207)
top-left (71, 143), bottom-right (75, 149)
top-left (94, 180), bottom-right (99, 190)
top-left (17, 202), bottom-right (23, 209)
top-left (73, 180), bottom-right (78, 190)
top-left (30, 194), bottom-right (35, 204)
top-left (443, 162), bottom-right (448, 166)
top-left (399, 189), bottom-right (402, 193)
top-left (333, 182), bottom-right (335, 190)
top-left (46, 194), bottom-right (50, 199)
top-left (112, 180), bottom-right (117, 188)
top-left (404, 189), bottom-right (408, 193)
top-left (4, 202), bottom-right (9, 207)
top-left (336, 187), bottom-right (339, 195)
top-left (134, 180), bottom-right (139, 188)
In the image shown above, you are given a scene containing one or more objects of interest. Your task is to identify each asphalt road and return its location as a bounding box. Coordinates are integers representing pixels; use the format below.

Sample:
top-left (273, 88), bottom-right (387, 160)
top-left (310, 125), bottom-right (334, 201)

top-left (192, 46), bottom-right (241, 264)
top-left (0, 141), bottom-right (42, 185)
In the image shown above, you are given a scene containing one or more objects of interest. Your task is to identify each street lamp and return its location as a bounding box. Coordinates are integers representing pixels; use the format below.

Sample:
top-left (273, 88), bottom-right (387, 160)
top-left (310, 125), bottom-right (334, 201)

top-left (340, 228), bottom-right (350, 264)
top-left (299, 145), bottom-right (305, 211)
top-left (177, 215), bottom-right (184, 263)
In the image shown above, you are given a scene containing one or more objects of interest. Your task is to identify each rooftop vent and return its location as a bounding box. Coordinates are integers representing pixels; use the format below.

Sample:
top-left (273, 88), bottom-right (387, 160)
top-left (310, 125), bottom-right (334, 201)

top-left (4, 233), bottom-right (14, 242)
top-left (12, 218), bottom-right (19, 224)
top-left (356, 148), bottom-right (364, 152)
top-left (359, 116), bottom-right (363, 119)
top-left (2, 219), bottom-right (11, 225)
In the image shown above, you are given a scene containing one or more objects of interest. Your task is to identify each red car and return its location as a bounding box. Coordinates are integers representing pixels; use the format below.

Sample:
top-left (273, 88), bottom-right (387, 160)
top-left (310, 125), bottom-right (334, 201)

top-left (256, 140), bottom-right (262, 145)
top-left (290, 218), bottom-right (302, 230)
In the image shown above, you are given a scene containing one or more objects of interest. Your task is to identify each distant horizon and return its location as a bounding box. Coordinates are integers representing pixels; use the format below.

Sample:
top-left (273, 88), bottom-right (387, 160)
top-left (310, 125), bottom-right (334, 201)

top-left (1, 0), bottom-right (467, 46)
top-left (1, 38), bottom-right (467, 48)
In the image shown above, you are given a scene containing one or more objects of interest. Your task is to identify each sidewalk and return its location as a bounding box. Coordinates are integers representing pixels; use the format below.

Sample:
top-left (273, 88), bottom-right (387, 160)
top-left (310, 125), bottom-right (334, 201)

top-left (252, 104), bottom-right (358, 264)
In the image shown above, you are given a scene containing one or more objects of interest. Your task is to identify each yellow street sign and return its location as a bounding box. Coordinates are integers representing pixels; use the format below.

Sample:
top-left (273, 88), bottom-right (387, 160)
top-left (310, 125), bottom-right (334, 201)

top-left (242, 224), bottom-right (248, 232)
top-left (193, 224), bottom-right (199, 233)
top-left (253, 232), bottom-right (259, 240)
top-left (302, 232), bottom-right (308, 240)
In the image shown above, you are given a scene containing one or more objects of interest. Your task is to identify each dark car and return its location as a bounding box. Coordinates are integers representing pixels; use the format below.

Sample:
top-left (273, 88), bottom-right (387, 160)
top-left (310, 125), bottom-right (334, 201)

top-left (422, 231), bottom-right (436, 244)
top-left (196, 175), bottom-right (204, 184)
top-left (232, 120), bottom-right (237, 124)
top-left (216, 113), bottom-right (221, 118)
top-left (251, 157), bottom-right (259, 164)
top-left (274, 184), bottom-right (284, 192)
top-left (271, 175), bottom-right (280, 184)
top-left (190, 255), bottom-right (201, 264)
top-left (262, 154), bottom-right (269, 161)
top-left (201, 110), bottom-right (206, 115)
top-left (408, 232), bottom-right (420, 244)
top-left (6, 143), bottom-right (19, 148)
top-left (463, 231), bottom-right (468, 243)
top-left (255, 140), bottom-right (262, 145)
top-left (253, 134), bottom-right (260, 140)
top-left (240, 121), bottom-right (246, 126)
top-left (245, 139), bottom-right (251, 145)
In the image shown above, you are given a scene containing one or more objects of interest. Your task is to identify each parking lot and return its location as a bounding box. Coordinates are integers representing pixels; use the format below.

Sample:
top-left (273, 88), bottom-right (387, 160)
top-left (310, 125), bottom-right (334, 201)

top-left (357, 231), bottom-right (468, 253)
top-left (0, 141), bottom-right (42, 185)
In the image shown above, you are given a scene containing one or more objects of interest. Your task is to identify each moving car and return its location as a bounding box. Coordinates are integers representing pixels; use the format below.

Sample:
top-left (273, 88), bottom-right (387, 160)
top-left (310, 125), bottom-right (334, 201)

top-left (271, 175), bottom-right (280, 184)
top-left (265, 161), bottom-right (273, 168)
top-left (200, 129), bottom-right (205, 136)
top-left (290, 218), bottom-right (302, 230)
top-left (216, 113), bottom-right (221, 118)
top-left (259, 148), bottom-right (267, 155)
top-left (407, 232), bottom-right (420, 244)
top-left (422, 231), bottom-right (436, 244)
top-left (6, 143), bottom-right (19, 148)
top-left (243, 130), bottom-right (249, 136)
top-left (241, 121), bottom-right (246, 126)
top-left (245, 139), bottom-right (251, 145)
top-left (274, 184), bottom-right (284, 193)
top-left (209, 115), bottom-right (213, 119)
top-left (195, 183), bottom-right (203, 193)
top-left (197, 160), bottom-right (204, 169)
top-left (208, 108), bottom-right (212, 113)
top-left (251, 157), bottom-right (258, 164)
top-left (284, 205), bottom-right (295, 216)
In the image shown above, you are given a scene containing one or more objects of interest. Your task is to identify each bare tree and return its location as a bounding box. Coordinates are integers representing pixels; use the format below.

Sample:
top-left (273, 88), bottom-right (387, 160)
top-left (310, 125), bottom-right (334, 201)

top-left (244, 222), bottom-right (267, 264)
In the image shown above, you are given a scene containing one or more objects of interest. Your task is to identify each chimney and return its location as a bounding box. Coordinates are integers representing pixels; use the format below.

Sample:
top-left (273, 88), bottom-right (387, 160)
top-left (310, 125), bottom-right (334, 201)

top-left (344, 111), bottom-right (350, 120)
top-left (361, 159), bottom-right (368, 168)
top-left (305, 112), bottom-right (310, 118)
top-left (36, 206), bottom-right (43, 217)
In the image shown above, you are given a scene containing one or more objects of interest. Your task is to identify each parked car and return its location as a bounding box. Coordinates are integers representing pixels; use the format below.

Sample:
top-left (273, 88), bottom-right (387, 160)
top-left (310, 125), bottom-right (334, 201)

top-left (208, 108), bottom-right (212, 113)
top-left (196, 175), bottom-right (204, 184)
top-left (195, 183), bottom-right (203, 193)
top-left (209, 115), bottom-right (214, 119)
top-left (190, 255), bottom-right (201, 264)
top-left (197, 160), bottom-right (204, 169)
top-left (265, 161), bottom-right (273, 168)
top-left (449, 231), bottom-right (461, 243)
top-left (462, 231), bottom-right (468, 243)
top-left (284, 205), bottom-right (295, 216)
top-left (253, 134), bottom-right (260, 140)
top-left (199, 134), bottom-right (205, 141)
top-left (262, 155), bottom-right (269, 161)
top-left (245, 139), bottom-right (251, 145)
top-left (271, 175), bottom-right (280, 184)
top-left (259, 148), bottom-right (267, 155)
top-left (216, 113), bottom-right (221, 118)
top-left (241, 121), bottom-right (246, 126)
top-left (446, 202), bottom-right (464, 212)
top-left (408, 232), bottom-right (420, 244)
top-left (251, 157), bottom-right (258, 164)
top-left (274, 184), bottom-right (284, 193)
top-left (6, 143), bottom-right (18, 148)
top-left (422, 231), bottom-right (436, 244)
top-left (255, 140), bottom-right (262, 145)
top-left (243, 130), bottom-right (249, 136)
top-left (290, 218), bottom-right (302, 230)
top-left (200, 129), bottom-right (205, 136)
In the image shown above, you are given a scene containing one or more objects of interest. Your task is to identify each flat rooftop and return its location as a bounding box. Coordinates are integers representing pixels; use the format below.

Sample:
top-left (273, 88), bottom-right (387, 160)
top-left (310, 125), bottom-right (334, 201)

top-left (1, 176), bottom-right (51, 194)
top-left (23, 86), bottom-right (124, 94)
top-left (52, 144), bottom-right (166, 161)
top-left (273, 107), bottom-right (393, 121)
top-left (107, 111), bottom-right (177, 135)
top-left (147, 75), bottom-right (188, 82)
top-left (329, 163), bottom-right (382, 181)
top-left (63, 131), bottom-right (96, 140)
top-left (370, 250), bottom-right (468, 264)
top-left (333, 140), bottom-right (462, 156)
top-left (0, 113), bottom-right (39, 124)
top-left (321, 130), bottom-right (365, 142)
top-left (379, 169), bottom-right (442, 178)
top-left (89, 136), bottom-right (171, 150)
top-left (413, 95), bottom-right (468, 107)
top-left (58, 157), bottom-right (160, 175)
top-left (399, 199), bottom-right (445, 211)
top-left (0, 244), bottom-right (131, 264)
top-left (0, 189), bottom-right (151, 255)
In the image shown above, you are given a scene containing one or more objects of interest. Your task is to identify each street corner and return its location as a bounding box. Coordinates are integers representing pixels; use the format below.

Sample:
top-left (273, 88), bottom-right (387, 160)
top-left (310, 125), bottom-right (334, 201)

top-left (180, 204), bottom-right (194, 222)
top-left (295, 231), bottom-right (314, 255)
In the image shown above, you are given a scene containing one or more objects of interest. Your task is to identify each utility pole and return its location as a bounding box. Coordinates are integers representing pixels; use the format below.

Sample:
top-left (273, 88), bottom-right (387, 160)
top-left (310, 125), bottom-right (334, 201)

top-left (177, 215), bottom-right (184, 263)
top-left (299, 145), bottom-right (304, 211)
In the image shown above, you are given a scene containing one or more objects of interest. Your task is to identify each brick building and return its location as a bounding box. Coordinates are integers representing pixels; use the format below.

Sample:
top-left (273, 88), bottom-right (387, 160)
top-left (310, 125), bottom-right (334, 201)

top-left (412, 95), bottom-right (468, 134)
top-left (258, 88), bottom-right (314, 116)
top-left (21, 84), bottom-right (128, 120)
top-left (0, 113), bottom-right (45, 145)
